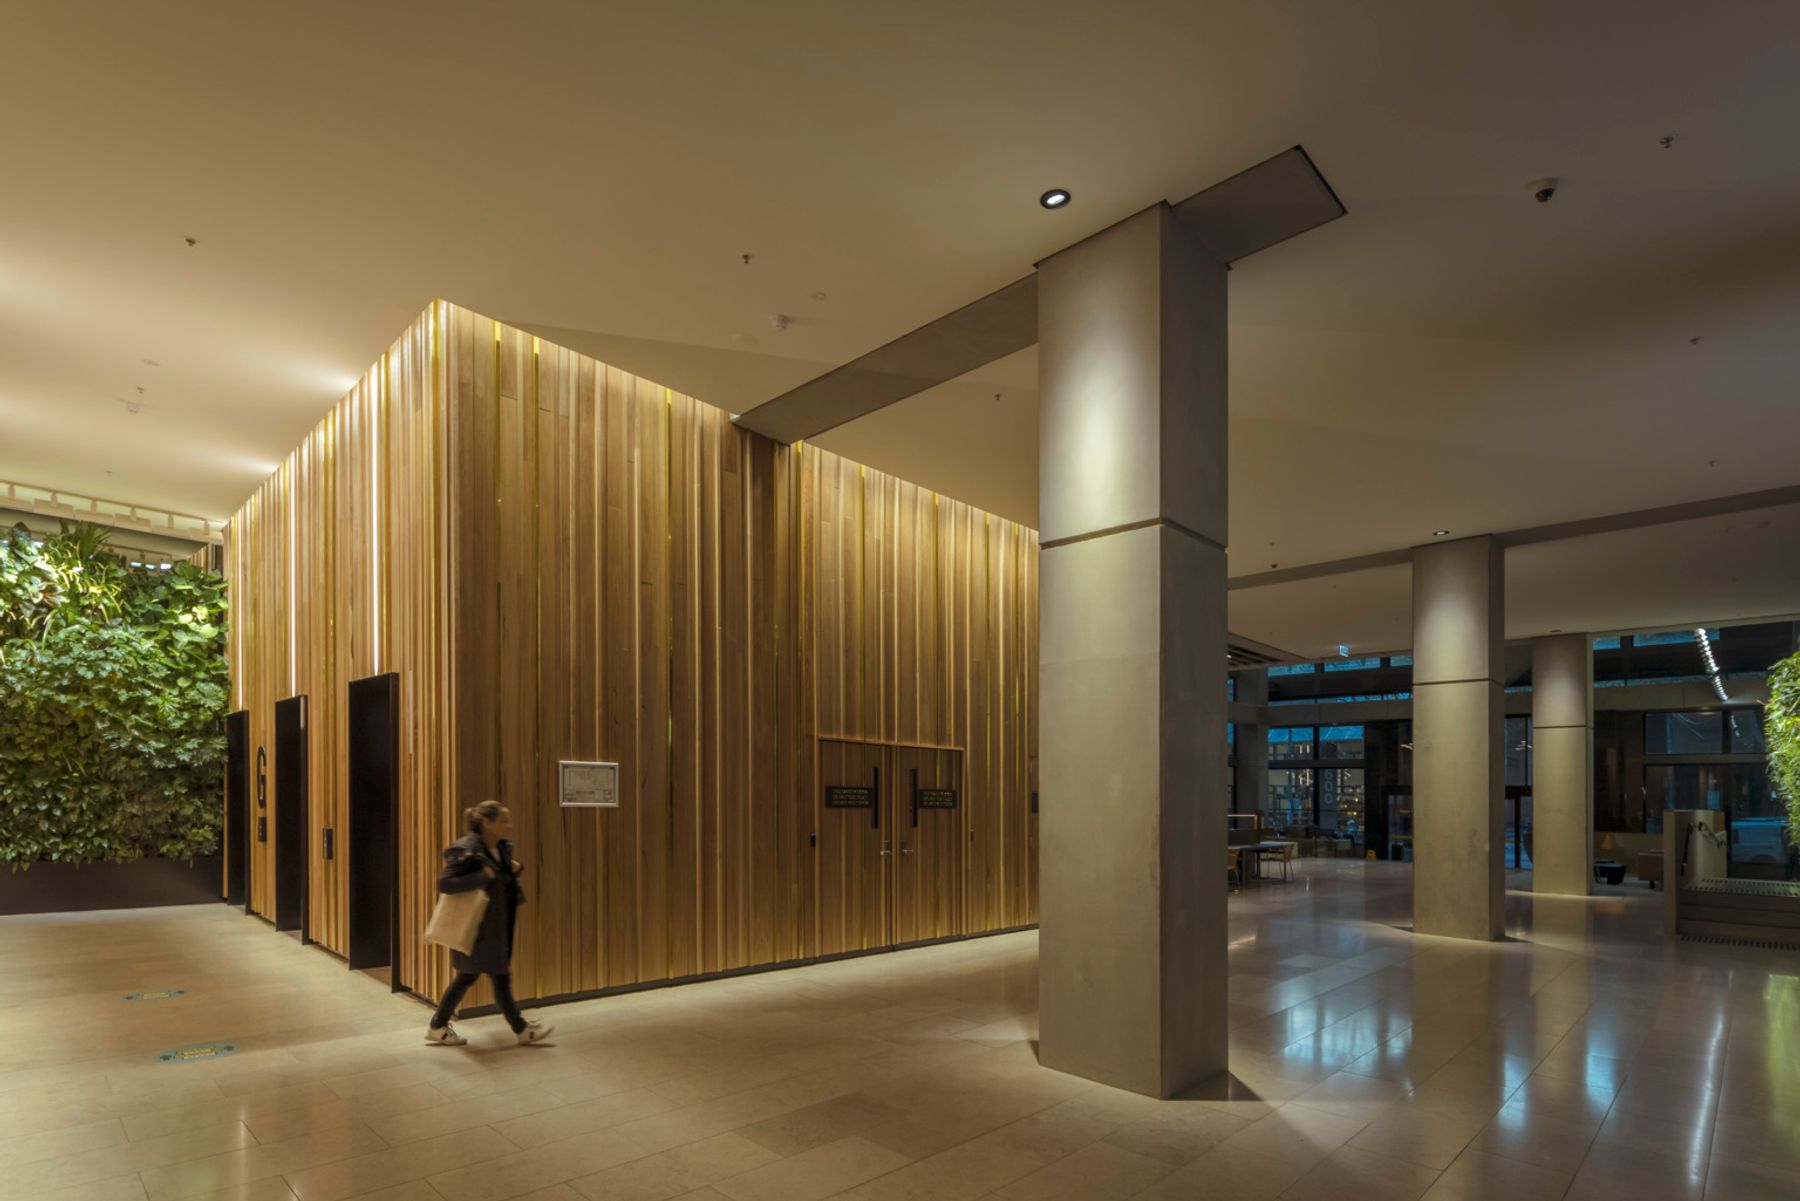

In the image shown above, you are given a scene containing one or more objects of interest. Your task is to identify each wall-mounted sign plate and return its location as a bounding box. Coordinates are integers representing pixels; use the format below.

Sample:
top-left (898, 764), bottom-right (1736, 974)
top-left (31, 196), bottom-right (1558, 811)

top-left (155, 1042), bottom-right (238, 1064)
top-left (915, 788), bottom-right (958, 810)
top-left (560, 761), bottom-right (619, 807)
top-left (123, 989), bottom-right (186, 1002)
top-left (825, 786), bottom-right (875, 808)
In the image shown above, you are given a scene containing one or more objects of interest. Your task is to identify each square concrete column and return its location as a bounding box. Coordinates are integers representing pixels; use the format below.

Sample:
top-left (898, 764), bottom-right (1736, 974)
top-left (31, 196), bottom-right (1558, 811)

top-left (1411, 536), bottom-right (1505, 940)
top-left (1531, 634), bottom-right (1594, 896)
top-left (1233, 668), bottom-right (1269, 819)
top-left (1038, 203), bottom-right (1228, 1098)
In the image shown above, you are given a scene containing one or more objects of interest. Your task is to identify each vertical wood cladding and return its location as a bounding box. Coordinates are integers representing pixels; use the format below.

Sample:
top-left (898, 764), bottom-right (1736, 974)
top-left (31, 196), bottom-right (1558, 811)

top-left (226, 303), bottom-right (1038, 1004)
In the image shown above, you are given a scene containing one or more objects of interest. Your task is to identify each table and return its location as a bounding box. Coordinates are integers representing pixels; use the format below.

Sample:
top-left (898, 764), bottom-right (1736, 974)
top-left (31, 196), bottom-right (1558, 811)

top-left (1243, 840), bottom-right (1296, 881)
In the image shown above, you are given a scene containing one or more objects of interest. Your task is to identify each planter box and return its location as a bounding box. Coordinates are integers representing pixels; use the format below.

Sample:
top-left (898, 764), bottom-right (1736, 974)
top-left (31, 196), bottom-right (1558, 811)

top-left (0, 856), bottom-right (222, 916)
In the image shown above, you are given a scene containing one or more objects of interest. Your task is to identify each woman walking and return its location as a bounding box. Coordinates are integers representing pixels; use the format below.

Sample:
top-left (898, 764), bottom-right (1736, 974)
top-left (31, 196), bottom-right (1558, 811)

top-left (424, 801), bottom-right (554, 1046)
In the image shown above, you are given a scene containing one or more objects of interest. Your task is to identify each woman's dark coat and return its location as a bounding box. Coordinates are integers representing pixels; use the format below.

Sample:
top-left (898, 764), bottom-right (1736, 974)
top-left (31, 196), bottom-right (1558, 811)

top-left (436, 832), bottom-right (525, 976)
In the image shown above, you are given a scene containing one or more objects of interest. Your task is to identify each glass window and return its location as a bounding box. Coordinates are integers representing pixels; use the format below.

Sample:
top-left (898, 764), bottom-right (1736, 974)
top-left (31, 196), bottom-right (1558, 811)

top-left (1504, 717), bottom-right (1532, 788)
top-left (1319, 725), bottom-right (1365, 760)
top-left (1325, 657), bottom-right (1382, 672)
top-left (1513, 795), bottom-right (1534, 869)
top-left (1592, 636), bottom-right (1621, 650)
top-left (1389, 654), bottom-right (1413, 667)
top-left (1729, 710), bottom-right (1766, 754)
top-left (1644, 765), bottom-right (1725, 831)
top-left (1269, 663), bottom-right (1317, 677)
top-left (1269, 727), bottom-right (1316, 760)
top-left (1267, 768), bottom-right (1313, 828)
top-left (1726, 764), bottom-right (1775, 820)
top-left (1269, 691), bottom-right (1411, 706)
top-left (1633, 628), bottom-right (1718, 647)
top-left (1319, 768), bottom-right (1364, 839)
top-left (1645, 712), bottom-right (1724, 755)
top-left (1727, 764), bottom-right (1788, 876)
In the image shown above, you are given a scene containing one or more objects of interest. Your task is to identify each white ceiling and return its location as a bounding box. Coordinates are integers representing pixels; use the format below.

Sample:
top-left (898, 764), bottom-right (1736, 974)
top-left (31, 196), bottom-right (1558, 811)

top-left (1229, 504), bottom-right (1800, 662)
top-left (4, 1), bottom-right (1798, 651)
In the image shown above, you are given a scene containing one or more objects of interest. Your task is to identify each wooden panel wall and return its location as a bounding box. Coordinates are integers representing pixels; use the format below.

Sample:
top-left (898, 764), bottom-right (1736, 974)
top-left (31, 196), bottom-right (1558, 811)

top-left (226, 310), bottom-right (449, 958)
top-left (228, 302), bottom-right (1037, 1005)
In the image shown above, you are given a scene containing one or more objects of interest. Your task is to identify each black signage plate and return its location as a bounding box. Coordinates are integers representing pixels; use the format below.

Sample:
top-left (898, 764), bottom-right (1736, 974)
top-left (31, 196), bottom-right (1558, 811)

top-left (916, 788), bottom-right (958, 809)
top-left (825, 786), bottom-right (875, 808)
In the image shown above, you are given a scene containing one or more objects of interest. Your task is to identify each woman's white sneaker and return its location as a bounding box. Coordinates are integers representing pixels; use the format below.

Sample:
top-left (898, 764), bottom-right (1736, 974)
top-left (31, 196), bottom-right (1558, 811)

top-left (516, 1020), bottom-right (555, 1045)
top-left (424, 1024), bottom-right (467, 1046)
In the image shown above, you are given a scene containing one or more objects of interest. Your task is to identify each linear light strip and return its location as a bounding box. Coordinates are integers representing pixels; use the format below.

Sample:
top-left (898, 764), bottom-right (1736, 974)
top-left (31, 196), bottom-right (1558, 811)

top-left (288, 459), bottom-right (297, 689)
top-left (372, 360), bottom-right (382, 671)
top-left (1695, 627), bottom-right (1729, 702)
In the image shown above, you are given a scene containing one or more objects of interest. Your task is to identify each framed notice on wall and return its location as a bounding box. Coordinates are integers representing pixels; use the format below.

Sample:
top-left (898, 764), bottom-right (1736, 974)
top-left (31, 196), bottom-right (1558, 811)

top-left (559, 761), bottom-right (620, 808)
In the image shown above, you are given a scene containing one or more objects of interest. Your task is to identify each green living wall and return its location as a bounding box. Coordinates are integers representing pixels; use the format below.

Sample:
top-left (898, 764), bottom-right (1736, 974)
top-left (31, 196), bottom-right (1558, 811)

top-left (0, 522), bottom-right (227, 867)
top-left (1770, 650), bottom-right (1800, 845)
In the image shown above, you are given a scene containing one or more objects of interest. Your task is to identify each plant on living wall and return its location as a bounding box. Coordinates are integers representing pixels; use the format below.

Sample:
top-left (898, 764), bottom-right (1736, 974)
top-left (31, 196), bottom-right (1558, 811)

top-left (1770, 650), bottom-right (1800, 846)
top-left (0, 522), bottom-right (228, 867)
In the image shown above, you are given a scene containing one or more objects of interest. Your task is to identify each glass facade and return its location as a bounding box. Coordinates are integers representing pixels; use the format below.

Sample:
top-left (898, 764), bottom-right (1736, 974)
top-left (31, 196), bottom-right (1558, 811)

top-left (1228, 621), bottom-right (1797, 877)
top-left (1646, 711), bottom-right (1724, 755)
top-left (1504, 717), bottom-right (1532, 788)
top-left (1633, 707), bottom-right (1786, 877)
top-left (1320, 767), bottom-right (1365, 838)
top-left (1269, 727), bottom-right (1316, 760)
top-left (1263, 724), bottom-right (1365, 842)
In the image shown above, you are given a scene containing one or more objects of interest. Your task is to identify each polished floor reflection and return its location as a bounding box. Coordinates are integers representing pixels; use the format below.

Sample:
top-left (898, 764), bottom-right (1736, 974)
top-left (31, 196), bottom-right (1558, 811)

top-left (2, 860), bottom-right (1796, 1200)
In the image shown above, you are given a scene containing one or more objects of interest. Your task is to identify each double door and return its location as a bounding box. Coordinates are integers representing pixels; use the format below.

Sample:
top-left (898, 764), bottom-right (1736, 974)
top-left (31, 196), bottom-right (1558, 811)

top-left (818, 739), bottom-right (964, 955)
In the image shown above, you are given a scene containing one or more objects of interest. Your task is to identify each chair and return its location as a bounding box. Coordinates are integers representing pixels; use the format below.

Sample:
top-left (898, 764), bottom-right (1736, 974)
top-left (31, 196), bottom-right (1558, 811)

top-left (1227, 849), bottom-right (1241, 886)
top-left (1274, 842), bottom-right (1298, 882)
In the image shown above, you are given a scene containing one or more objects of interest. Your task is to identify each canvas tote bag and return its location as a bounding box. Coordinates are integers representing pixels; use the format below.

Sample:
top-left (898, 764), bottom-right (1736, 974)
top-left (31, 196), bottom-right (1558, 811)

top-left (424, 886), bottom-right (489, 954)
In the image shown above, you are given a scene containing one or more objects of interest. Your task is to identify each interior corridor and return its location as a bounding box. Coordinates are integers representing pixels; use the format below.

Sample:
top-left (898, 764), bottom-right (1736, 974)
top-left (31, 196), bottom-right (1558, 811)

top-left (2, 863), bottom-right (1795, 1201)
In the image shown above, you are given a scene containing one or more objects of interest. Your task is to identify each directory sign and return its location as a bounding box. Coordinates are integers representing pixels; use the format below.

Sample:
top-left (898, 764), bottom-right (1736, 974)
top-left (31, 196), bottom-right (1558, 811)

top-left (559, 761), bottom-right (620, 807)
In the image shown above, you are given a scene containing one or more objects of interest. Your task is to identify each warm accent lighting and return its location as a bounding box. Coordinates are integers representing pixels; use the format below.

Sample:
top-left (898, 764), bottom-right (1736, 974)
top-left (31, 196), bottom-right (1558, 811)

top-left (1039, 188), bottom-right (1071, 209)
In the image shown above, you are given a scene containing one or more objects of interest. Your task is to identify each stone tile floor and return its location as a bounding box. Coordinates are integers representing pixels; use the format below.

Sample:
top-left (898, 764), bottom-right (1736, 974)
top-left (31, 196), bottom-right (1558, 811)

top-left (2, 860), bottom-right (1796, 1200)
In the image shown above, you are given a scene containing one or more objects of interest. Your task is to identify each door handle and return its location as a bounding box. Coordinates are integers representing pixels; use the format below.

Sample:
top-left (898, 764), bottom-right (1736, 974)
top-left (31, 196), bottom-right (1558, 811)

top-left (900, 843), bottom-right (913, 855)
top-left (880, 839), bottom-right (892, 857)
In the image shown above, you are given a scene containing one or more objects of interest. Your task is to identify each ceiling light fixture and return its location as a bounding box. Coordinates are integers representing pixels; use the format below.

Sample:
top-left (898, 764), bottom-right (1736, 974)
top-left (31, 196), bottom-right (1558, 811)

top-left (1039, 188), bottom-right (1071, 209)
top-left (1695, 627), bottom-right (1729, 703)
top-left (1433, 529), bottom-right (1450, 537)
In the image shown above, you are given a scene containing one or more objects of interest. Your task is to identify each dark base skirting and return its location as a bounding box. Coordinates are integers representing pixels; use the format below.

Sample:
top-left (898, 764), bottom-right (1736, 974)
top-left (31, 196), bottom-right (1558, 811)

top-left (423, 922), bottom-right (1041, 1018)
top-left (0, 856), bottom-right (223, 915)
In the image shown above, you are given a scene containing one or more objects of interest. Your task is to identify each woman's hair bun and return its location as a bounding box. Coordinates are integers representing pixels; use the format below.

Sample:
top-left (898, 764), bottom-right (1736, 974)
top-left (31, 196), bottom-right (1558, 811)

top-left (465, 800), bottom-right (505, 834)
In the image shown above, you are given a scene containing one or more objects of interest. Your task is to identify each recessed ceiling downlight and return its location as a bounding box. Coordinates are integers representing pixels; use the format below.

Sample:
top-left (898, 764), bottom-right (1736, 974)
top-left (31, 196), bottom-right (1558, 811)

top-left (1039, 188), bottom-right (1071, 209)
top-left (1433, 529), bottom-right (1450, 537)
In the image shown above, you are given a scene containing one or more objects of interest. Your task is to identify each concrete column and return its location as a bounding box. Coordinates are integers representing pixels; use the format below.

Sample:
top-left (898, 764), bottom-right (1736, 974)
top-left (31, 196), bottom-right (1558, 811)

top-left (1233, 668), bottom-right (1269, 819)
top-left (1038, 203), bottom-right (1228, 1098)
top-left (1531, 634), bottom-right (1594, 896)
top-left (1411, 536), bottom-right (1505, 940)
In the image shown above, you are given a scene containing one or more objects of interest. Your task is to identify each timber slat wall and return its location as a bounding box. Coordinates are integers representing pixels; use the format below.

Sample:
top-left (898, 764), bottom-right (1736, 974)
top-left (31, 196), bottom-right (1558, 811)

top-left (227, 302), bottom-right (1038, 1006)
top-left (229, 312), bottom-right (449, 951)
